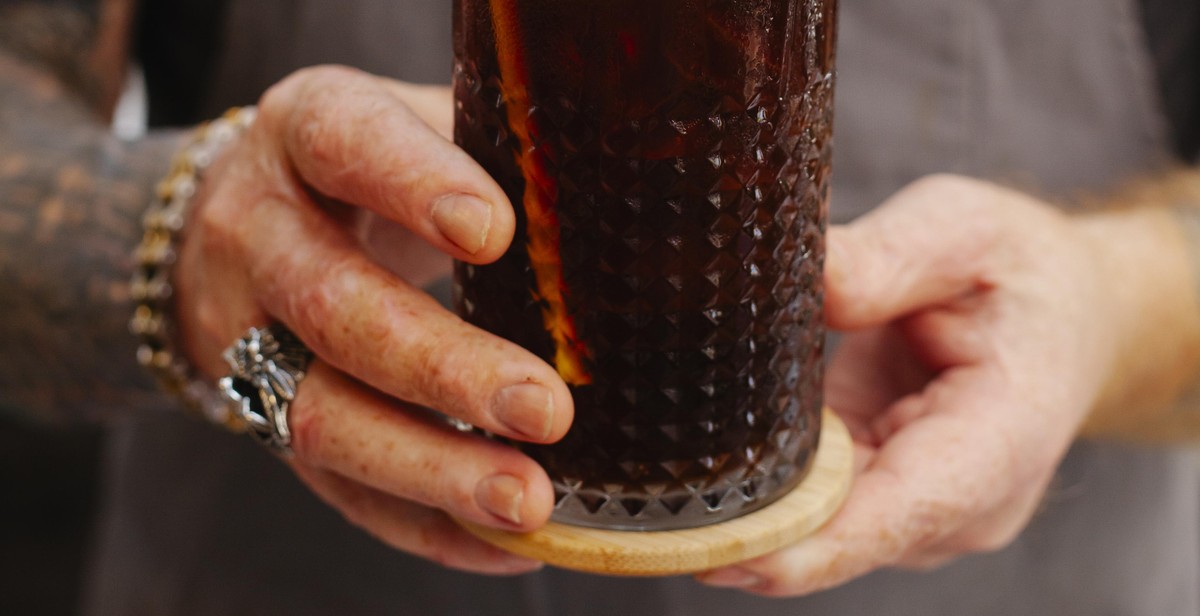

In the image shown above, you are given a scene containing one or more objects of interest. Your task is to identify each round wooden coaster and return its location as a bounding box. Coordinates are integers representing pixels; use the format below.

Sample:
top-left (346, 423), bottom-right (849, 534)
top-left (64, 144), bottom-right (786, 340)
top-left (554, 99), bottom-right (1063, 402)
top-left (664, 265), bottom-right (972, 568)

top-left (459, 408), bottom-right (853, 577)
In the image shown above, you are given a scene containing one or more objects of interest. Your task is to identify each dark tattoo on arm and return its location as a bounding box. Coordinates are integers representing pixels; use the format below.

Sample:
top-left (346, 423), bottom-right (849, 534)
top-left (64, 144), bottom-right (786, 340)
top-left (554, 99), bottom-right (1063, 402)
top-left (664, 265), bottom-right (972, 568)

top-left (0, 1), bottom-right (110, 112)
top-left (0, 4), bottom-right (188, 424)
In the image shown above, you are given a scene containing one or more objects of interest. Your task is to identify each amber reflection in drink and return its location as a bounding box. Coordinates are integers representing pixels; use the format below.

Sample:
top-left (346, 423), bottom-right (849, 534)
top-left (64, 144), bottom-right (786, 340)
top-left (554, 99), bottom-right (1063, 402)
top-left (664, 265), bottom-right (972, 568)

top-left (453, 0), bottom-right (837, 530)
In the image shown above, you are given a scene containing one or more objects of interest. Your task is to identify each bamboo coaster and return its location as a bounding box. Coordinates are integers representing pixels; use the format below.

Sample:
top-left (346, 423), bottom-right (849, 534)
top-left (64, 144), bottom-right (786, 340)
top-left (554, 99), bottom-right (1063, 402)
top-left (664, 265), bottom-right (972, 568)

top-left (460, 408), bottom-right (853, 577)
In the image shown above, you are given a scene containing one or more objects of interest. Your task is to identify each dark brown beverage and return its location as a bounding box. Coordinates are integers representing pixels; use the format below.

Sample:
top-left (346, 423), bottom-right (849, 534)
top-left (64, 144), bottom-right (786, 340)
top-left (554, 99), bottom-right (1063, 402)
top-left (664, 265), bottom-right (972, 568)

top-left (453, 0), bottom-right (836, 530)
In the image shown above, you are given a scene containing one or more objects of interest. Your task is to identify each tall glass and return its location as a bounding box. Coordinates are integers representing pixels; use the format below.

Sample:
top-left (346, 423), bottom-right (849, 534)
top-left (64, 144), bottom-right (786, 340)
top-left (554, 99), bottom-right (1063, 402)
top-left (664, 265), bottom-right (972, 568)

top-left (453, 0), bottom-right (837, 530)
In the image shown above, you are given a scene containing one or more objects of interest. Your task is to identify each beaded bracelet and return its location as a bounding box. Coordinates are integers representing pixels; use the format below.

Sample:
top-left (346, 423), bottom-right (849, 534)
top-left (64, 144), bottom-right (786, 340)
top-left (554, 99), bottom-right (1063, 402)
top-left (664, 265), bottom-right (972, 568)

top-left (129, 106), bottom-right (257, 427)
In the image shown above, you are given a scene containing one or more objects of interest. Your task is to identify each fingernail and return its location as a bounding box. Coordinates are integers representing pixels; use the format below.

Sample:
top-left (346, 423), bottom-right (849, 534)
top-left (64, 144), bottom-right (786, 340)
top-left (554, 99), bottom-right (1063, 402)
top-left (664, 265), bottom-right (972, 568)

top-left (699, 567), bottom-right (765, 589)
top-left (493, 383), bottom-right (554, 441)
top-left (432, 194), bottom-right (493, 254)
top-left (476, 473), bottom-right (526, 526)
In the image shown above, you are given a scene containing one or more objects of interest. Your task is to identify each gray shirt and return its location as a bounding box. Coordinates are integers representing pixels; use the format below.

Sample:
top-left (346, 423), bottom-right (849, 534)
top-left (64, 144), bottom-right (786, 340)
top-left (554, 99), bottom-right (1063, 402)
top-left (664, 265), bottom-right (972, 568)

top-left (85, 1), bottom-right (1199, 614)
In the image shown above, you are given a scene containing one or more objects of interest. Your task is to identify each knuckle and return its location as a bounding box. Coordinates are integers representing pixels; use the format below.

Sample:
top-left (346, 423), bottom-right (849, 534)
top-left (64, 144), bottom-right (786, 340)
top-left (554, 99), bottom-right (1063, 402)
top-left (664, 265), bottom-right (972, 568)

top-left (411, 332), bottom-right (496, 420)
top-left (191, 194), bottom-right (224, 237)
top-left (192, 189), bottom-right (242, 249)
top-left (257, 70), bottom-right (314, 125)
top-left (832, 254), bottom-right (885, 317)
top-left (297, 64), bottom-right (365, 89)
top-left (409, 442), bottom-right (479, 517)
top-left (192, 299), bottom-right (228, 349)
top-left (289, 282), bottom-right (335, 347)
top-left (909, 173), bottom-right (978, 198)
top-left (193, 190), bottom-right (286, 274)
top-left (900, 497), bottom-right (959, 551)
top-left (280, 66), bottom-right (372, 169)
top-left (257, 81), bottom-right (294, 122)
top-left (406, 453), bottom-right (465, 515)
top-left (283, 257), bottom-right (360, 354)
top-left (444, 478), bottom-right (478, 518)
top-left (190, 178), bottom-right (237, 231)
top-left (240, 218), bottom-right (300, 303)
top-left (289, 91), bottom-right (344, 168)
top-left (824, 273), bottom-right (866, 319)
top-left (409, 330), bottom-right (462, 401)
top-left (900, 175), bottom-right (999, 228)
top-left (261, 65), bottom-right (360, 113)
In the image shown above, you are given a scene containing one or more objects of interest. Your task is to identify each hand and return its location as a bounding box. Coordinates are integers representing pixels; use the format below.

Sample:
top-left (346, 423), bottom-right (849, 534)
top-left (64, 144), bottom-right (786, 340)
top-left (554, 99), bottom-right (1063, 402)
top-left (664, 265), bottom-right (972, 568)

top-left (173, 65), bottom-right (574, 575)
top-left (697, 174), bottom-right (1120, 595)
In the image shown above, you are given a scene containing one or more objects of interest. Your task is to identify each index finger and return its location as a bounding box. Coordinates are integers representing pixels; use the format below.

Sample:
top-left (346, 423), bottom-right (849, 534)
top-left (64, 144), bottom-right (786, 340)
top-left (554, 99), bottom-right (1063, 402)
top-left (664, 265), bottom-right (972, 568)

top-left (258, 65), bottom-right (515, 263)
top-left (825, 175), bottom-right (1007, 331)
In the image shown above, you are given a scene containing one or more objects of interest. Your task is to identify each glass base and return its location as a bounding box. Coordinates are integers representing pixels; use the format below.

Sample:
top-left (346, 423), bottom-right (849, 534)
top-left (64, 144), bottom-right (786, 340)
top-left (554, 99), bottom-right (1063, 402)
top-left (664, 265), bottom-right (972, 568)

top-left (457, 409), bottom-right (852, 575)
top-left (549, 440), bottom-right (819, 531)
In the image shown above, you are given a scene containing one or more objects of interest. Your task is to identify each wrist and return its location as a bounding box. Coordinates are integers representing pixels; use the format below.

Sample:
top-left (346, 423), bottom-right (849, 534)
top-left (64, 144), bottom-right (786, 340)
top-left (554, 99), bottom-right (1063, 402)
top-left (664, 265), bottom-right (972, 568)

top-left (130, 107), bottom-right (258, 425)
top-left (1073, 204), bottom-right (1200, 440)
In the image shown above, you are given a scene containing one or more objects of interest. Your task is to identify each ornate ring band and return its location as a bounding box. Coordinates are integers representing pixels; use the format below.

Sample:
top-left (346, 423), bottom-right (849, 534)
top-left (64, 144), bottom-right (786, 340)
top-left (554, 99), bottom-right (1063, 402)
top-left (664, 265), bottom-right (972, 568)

top-left (218, 324), bottom-right (314, 457)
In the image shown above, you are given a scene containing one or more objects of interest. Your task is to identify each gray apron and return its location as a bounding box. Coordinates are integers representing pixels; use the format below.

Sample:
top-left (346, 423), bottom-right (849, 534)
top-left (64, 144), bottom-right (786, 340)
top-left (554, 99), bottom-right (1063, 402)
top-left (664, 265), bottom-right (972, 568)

top-left (85, 0), bottom-right (1198, 614)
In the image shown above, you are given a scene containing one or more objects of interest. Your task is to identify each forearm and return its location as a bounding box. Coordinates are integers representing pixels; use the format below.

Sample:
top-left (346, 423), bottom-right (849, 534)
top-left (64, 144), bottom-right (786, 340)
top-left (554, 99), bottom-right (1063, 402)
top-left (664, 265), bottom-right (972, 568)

top-left (0, 3), bottom-right (185, 424)
top-left (1076, 170), bottom-right (1200, 442)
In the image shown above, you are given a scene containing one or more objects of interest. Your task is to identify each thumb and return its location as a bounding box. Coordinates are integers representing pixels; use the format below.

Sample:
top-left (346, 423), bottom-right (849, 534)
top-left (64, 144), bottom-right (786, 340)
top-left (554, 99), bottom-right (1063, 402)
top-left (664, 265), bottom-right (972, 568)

top-left (826, 175), bottom-right (1004, 330)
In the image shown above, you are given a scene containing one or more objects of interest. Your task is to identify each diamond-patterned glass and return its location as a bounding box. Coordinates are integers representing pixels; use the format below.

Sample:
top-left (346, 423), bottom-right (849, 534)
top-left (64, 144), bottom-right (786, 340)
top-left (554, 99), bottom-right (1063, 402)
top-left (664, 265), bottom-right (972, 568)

top-left (453, 0), bottom-right (837, 530)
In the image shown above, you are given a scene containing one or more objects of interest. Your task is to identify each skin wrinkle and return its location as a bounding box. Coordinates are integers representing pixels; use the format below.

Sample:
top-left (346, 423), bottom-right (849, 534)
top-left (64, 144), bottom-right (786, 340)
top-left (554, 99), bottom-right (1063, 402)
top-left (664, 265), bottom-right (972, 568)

top-left (293, 72), bottom-right (475, 232)
top-left (300, 258), bottom-right (363, 355)
top-left (422, 329), bottom-right (482, 403)
top-left (291, 75), bottom-right (379, 187)
top-left (292, 102), bottom-right (343, 178)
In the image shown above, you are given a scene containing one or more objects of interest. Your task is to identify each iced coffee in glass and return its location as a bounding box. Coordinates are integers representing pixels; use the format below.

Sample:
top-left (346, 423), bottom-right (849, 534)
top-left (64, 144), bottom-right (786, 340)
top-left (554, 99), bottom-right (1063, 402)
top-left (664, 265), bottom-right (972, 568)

top-left (454, 0), bottom-right (837, 530)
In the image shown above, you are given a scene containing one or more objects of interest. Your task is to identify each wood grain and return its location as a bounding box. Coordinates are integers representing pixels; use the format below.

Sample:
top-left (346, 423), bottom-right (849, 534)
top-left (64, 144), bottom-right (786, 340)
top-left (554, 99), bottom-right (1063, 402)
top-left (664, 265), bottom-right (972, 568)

top-left (460, 408), bottom-right (853, 576)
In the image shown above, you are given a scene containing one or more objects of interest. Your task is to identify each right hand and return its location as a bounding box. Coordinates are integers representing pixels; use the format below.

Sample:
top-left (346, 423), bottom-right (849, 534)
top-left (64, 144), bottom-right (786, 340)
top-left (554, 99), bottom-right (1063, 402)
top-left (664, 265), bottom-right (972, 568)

top-left (173, 65), bottom-right (574, 575)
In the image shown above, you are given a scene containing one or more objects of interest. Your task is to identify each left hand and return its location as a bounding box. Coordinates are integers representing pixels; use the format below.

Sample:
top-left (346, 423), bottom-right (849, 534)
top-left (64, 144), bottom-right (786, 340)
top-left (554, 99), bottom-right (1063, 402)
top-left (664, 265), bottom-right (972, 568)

top-left (697, 174), bottom-right (1121, 596)
top-left (175, 68), bottom-right (573, 575)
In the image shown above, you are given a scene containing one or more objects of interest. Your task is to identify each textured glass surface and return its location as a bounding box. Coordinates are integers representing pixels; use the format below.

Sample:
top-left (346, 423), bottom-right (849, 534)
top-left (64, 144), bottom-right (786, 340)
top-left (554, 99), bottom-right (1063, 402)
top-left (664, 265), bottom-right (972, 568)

top-left (453, 0), bottom-right (836, 530)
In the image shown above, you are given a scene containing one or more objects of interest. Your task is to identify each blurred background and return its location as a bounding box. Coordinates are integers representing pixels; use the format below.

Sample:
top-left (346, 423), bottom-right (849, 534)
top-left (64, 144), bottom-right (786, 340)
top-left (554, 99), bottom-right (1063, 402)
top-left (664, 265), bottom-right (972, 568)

top-left (0, 419), bottom-right (101, 615)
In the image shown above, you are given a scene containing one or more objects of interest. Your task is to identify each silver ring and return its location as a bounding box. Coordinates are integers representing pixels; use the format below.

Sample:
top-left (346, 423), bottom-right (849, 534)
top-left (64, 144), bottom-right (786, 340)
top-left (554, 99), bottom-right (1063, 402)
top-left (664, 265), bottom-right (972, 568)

top-left (219, 324), bottom-right (314, 457)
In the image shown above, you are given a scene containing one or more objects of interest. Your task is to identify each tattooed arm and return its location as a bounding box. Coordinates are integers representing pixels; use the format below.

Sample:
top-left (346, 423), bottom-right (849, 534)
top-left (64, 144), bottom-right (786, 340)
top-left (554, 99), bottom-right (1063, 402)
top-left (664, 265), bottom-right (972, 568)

top-left (0, 0), bottom-right (184, 424)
